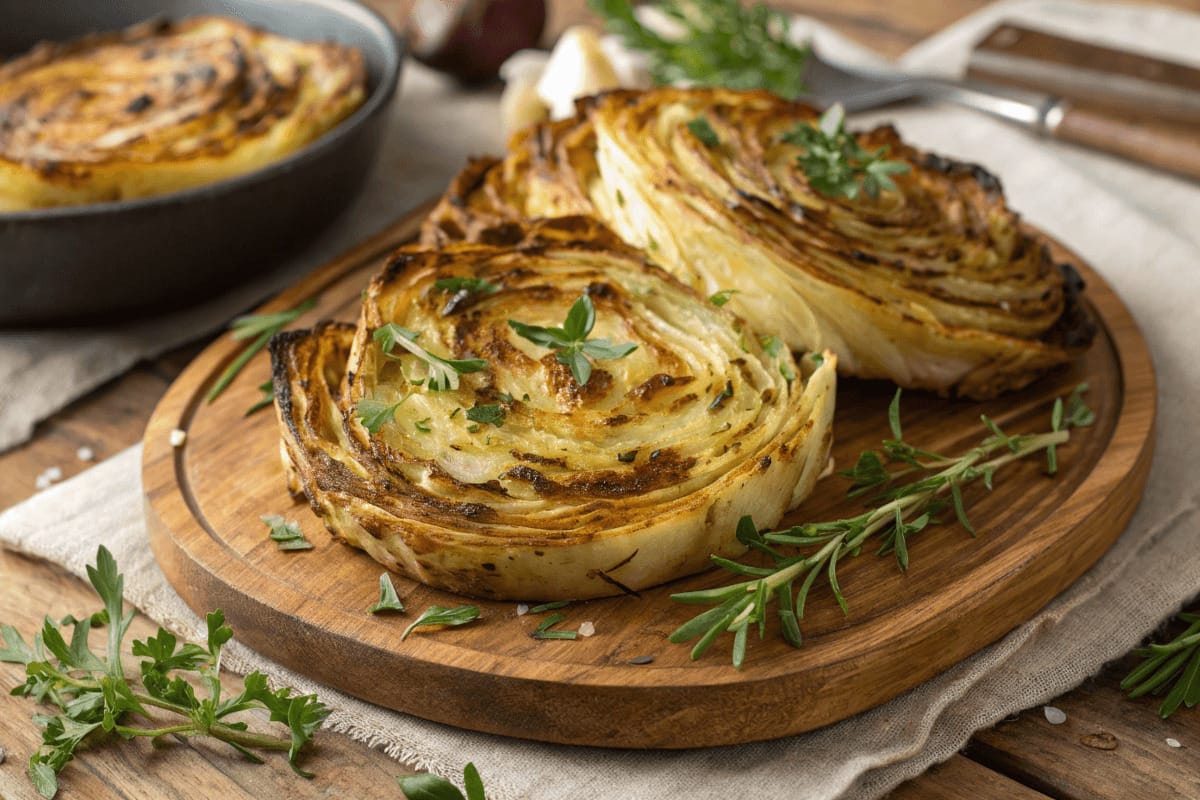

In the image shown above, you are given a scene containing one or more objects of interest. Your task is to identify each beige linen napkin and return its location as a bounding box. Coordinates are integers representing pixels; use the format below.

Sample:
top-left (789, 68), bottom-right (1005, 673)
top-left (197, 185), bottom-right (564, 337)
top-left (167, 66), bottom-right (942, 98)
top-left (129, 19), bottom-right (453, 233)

top-left (3, 2), bottom-right (1200, 798)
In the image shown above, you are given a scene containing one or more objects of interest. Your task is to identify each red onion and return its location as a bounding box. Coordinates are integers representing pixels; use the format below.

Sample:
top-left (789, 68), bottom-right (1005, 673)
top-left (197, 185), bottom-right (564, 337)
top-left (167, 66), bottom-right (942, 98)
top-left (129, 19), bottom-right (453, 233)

top-left (408, 0), bottom-right (547, 84)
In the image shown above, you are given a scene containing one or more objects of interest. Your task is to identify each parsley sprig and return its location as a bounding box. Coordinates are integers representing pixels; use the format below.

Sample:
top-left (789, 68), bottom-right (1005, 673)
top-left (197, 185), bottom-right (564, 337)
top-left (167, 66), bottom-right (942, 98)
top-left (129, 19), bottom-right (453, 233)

top-left (508, 295), bottom-right (637, 386)
top-left (783, 104), bottom-right (910, 200)
top-left (0, 546), bottom-right (329, 799)
top-left (374, 323), bottom-right (488, 392)
top-left (591, 0), bottom-right (810, 98)
top-left (669, 385), bottom-right (1094, 668)
top-left (1123, 612), bottom-right (1200, 718)
top-left (399, 762), bottom-right (488, 800)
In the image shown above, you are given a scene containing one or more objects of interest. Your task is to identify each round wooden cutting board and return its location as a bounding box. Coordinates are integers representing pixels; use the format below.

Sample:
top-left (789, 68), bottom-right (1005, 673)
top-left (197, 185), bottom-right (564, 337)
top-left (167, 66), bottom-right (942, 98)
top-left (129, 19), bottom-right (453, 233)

top-left (143, 205), bottom-right (1155, 749)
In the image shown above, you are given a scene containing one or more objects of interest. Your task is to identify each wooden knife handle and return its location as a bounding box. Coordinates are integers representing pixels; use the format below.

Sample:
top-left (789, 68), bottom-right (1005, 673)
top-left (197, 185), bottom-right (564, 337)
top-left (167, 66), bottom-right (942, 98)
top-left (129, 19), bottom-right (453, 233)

top-left (1053, 104), bottom-right (1200, 182)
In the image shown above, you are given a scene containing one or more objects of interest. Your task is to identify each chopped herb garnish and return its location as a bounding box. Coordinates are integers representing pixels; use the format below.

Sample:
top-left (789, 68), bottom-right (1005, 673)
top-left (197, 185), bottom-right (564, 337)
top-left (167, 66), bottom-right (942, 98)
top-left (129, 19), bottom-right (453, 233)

top-left (522, 393), bottom-right (531, 402)
top-left (401, 605), bottom-right (480, 641)
top-left (590, 0), bottom-right (810, 98)
top-left (498, 392), bottom-right (514, 404)
top-left (531, 613), bottom-right (579, 640)
top-left (708, 380), bottom-right (734, 411)
top-left (356, 397), bottom-right (405, 436)
top-left (811, 352), bottom-right (825, 366)
top-left (782, 104), bottom-right (910, 200)
top-left (414, 418), bottom-right (433, 434)
top-left (373, 323), bottom-right (488, 392)
top-left (450, 407), bottom-right (462, 419)
top-left (261, 515), bottom-right (313, 552)
top-left (508, 294), bottom-right (638, 386)
top-left (245, 380), bottom-right (275, 416)
top-left (208, 298), bottom-right (316, 403)
top-left (467, 424), bottom-right (480, 433)
top-left (709, 289), bottom-right (738, 307)
top-left (368, 573), bottom-right (405, 614)
top-left (616, 188), bottom-right (625, 207)
top-left (761, 335), bottom-right (784, 358)
top-left (466, 404), bottom-right (505, 427)
top-left (687, 115), bottom-right (720, 147)
top-left (434, 277), bottom-right (500, 295)
top-left (0, 547), bottom-right (329, 798)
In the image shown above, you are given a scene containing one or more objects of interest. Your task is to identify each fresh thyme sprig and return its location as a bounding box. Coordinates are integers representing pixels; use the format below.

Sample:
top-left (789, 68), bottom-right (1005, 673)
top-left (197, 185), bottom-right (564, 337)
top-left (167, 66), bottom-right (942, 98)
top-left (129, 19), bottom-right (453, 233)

top-left (0, 546), bottom-right (329, 799)
top-left (1122, 612), bottom-right (1200, 718)
top-left (374, 323), bottom-right (489, 392)
top-left (398, 762), bottom-right (488, 800)
top-left (508, 295), bottom-right (637, 386)
top-left (590, 0), bottom-right (810, 98)
top-left (782, 104), bottom-right (910, 200)
top-left (669, 385), bottom-right (1095, 668)
top-left (208, 298), bottom-right (316, 403)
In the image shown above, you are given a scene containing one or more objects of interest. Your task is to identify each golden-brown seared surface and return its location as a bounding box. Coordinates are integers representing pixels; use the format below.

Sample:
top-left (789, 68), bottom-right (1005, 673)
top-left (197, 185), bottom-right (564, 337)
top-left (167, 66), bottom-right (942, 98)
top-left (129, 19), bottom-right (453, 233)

top-left (271, 218), bottom-right (837, 600)
top-left (0, 16), bottom-right (365, 210)
top-left (423, 87), bottom-right (1094, 399)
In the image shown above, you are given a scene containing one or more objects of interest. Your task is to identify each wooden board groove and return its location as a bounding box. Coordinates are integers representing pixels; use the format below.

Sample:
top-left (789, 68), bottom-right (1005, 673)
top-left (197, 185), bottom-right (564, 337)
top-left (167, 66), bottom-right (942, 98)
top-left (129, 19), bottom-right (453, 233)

top-left (143, 201), bottom-right (1156, 749)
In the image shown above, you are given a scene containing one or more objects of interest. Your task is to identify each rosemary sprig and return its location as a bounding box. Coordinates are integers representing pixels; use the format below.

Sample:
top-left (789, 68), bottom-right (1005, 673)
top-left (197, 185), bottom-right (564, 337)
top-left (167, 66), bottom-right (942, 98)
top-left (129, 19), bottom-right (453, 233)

top-left (1122, 612), bottom-right (1200, 718)
top-left (590, 0), bottom-right (810, 98)
top-left (0, 547), bottom-right (328, 798)
top-left (782, 104), bottom-right (910, 200)
top-left (207, 299), bottom-right (316, 403)
top-left (670, 385), bottom-right (1095, 668)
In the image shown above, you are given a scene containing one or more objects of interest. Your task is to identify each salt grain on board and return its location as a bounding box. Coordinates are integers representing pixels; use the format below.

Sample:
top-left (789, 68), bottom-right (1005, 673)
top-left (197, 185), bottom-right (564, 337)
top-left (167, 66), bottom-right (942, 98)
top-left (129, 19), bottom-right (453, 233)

top-left (1043, 706), bottom-right (1067, 725)
top-left (169, 429), bottom-right (187, 447)
top-left (76, 446), bottom-right (95, 462)
top-left (578, 621), bottom-right (596, 637)
top-left (516, 604), bottom-right (529, 616)
top-left (1166, 737), bottom-right (1182, 748)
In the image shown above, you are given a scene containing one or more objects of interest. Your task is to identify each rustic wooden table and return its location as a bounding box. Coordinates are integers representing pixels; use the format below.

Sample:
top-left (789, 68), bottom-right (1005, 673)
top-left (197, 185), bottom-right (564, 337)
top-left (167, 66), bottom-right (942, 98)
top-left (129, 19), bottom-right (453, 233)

top-left (2, 1), bottom-right (1198, 798)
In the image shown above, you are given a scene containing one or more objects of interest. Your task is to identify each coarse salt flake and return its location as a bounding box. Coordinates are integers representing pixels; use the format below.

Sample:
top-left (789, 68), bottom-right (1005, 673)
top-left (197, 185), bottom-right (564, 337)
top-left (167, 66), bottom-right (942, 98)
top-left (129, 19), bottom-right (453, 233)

top-left (516, 604), bottom-right (529, 616)
top-left (76, 446), bottom-right (95, 462)
top-left (1043, 706), bottom-right (1067, 725)
top-left (45, 466), bottom-right (63, 481)
top-left (35, 474), bottom-right (53, 491)
top-left (169, 429), bottom-right (187, 447)
top-left (578, 621), bottom-right (596, 637)
top-left (1167, 737), bottom-right (1182, 748)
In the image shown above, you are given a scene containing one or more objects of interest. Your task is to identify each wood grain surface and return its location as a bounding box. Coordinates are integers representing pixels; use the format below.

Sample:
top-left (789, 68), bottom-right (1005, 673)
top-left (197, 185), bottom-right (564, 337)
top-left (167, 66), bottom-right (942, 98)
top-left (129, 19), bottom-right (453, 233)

top-left (140, 202), bottom-right (1154, 749)
top-left (1, 1), bottom-right (1196, 797)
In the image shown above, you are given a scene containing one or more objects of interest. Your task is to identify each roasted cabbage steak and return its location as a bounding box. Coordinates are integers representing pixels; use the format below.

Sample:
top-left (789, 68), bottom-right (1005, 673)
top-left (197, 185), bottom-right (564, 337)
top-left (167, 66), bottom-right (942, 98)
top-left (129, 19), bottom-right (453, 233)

top-left (423, 87), bottom-right (1094, 399)
top-left (270, 218), bottom-right (837, 600)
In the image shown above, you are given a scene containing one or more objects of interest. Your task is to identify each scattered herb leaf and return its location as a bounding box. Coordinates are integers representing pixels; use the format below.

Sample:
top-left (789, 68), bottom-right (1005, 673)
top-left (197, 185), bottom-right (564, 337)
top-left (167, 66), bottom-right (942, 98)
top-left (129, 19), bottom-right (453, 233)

top-left (709, 289), bottom-right (738, 307)
top-left (414, 418), bottom-right (433, 434)
top-left (368, 574), bottom-right (405, 614)
top-left (356, 398), bottom-right (405, 436)
top-left (401, 606), bottom-right (480, 641)
top-left (466, 404), bottom-right (505, 428)
top-left (687, 116), bottom-right (720, 147)
top-left (434, 277), bottom-right (500, 295)
top-left (708, 380), bottom-right (734, 411)
top-left (246, 381), bottom-right (275, 416)
top-left (260, 515), bottom-right (313, 552)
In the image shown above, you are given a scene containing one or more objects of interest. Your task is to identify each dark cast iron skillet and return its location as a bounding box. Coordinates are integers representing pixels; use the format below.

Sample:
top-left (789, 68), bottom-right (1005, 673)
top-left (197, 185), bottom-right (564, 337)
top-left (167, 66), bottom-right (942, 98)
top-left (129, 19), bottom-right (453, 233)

top-left (0, 0), bottom-right (402, 325)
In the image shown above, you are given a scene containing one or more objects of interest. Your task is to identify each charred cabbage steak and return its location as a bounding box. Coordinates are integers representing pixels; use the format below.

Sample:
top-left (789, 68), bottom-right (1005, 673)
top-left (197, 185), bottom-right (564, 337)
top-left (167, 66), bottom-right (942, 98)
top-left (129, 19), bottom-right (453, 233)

top-left (270, 218), bottom-right (836, 600)
top-left (423, 87), bottom-right (1094, 399)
